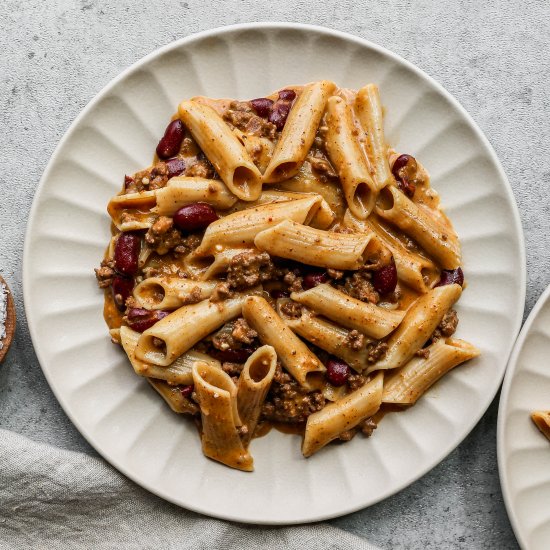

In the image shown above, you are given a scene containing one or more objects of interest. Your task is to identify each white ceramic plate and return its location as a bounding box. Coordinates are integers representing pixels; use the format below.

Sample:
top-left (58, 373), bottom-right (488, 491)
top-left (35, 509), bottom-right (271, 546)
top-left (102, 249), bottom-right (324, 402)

top-left (24, 23), bottom-right (525, 524)
top-left (498, 286), bottom-right (550, 549)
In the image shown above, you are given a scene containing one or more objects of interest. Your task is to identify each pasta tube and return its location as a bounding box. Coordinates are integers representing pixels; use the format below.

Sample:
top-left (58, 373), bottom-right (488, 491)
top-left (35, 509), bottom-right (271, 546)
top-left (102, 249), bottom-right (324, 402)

top-left (532, 411), bottom-right (550, 441)
top-left (192, 196), bottom-right (326, 257)
top-left (282, 310), bottom-right (370, 372)
top-left (155, 177), bottom-right (238, 214)
top-left (133, 278), bottom-right (216, 310)
top-left (355, 84), bottom-right (393, 190)
top-left (368, 284), bottom-right (462, 373)
top-left (148, 379), bottom-right (199, 415)
top-left (242, 296), bottom-right (325, 389)
top-left (302, 372), bottom-right (383, 457)
top-left (178, 101), bottom-right (262, 201)
top-left (291, 284), bottom-right (404, 339)
top-left (263, 80), bottom-right (336, 182)
top-left (237, 345), bottom-right (277, 445)
top-left (325, 96), bottom-right (376, 219)
top-left (108, 191), bottom-right (157, 231)
top-left (254, 219), bottom-right (385, 270)
top-left (135, 295), bottom-right (245, 366)
top-left (376, 186), bottom-right (461, 269)
top-left (192, 362), bottom-right (253, 471)
top-left (120, 325), bottom-right (220, 387)
top-left (382, 338), bottom-right (480, 405)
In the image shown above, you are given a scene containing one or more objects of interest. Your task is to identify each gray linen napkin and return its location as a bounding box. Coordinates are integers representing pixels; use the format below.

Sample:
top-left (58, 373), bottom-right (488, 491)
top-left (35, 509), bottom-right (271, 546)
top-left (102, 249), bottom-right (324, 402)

top-left (0, 429), bottom-right (380, 549)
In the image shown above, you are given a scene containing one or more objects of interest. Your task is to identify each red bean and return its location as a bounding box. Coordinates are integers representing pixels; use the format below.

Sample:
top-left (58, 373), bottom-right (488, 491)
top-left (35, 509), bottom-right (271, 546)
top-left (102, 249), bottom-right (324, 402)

top-left (372, 260), bottom-right (398, 295)
top-left (278, 89), bottom-right (296, 101)
top-left (250, 98), bottom-right (274, 118)
top-left (111, 275), bottom-right (134, 311)
top-left (124, 175), bottom-right (134, 189)
top-left (435, 267), bottom-right (464, 287)
top-left (326, 358), bottom-right (351, 386)
top-left (269, 101), bottom-right (292, 130)
top-left (210, 347), bottom-right (255, 363)
top-left (114, 232), bottom-right (141, 276)
top-left (156, 119), bottom-right (185, 160)
top-left (392, 154), bottom-right (417, 198)
top-left (166, 157), bottom-right (186, 178)
top-left (303, 271), bottom-right (329, 290)
top-left (127, 308), bottom-right (169, 333)
top-left (173, 203), bottom-right (218, 232)
top-left (180, 384), bottom-right (194, 398)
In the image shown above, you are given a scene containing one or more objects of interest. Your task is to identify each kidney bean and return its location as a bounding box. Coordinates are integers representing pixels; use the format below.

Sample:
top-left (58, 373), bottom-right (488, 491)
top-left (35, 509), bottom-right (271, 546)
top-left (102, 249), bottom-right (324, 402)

top-left (269, 101), bottom-right (292, 130)
top-left (303, 271), bottom-right (329, 290)
top-left (114, 232), bottom-right (141, 276)
top-left (250, 97), bottom-right (274, 118)
top-left (210, 347), bottom-right (255, 363)
top-left (173, 203), bottom-right (219, 232)
top-left (392, 154), bottom-right (417, 198)
top-left (111, 275), bottom-right (134, 311)
top-left (372, 260), bottom-right (398, 295)
top-left (126, 308), bottom-right (169, 333)
top-left (435, 267), bottom-right (464, 287)
top-left (326, 358), bottom-right (351, 387)
top-left (156, 119), bottom-right (185, 160)
top-left (278, 89), bottom-right (296, 101)
top-left (124, 175), bottom-right (134, 189)
top-left (180, 384), bottom-right (194, 398)
top-left (166, 157), bottom-right (186, 178)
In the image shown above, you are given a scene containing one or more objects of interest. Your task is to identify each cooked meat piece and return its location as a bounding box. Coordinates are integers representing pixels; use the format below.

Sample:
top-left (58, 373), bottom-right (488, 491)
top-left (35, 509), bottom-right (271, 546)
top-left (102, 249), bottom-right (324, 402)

top-left (342, 271), bottom-right (380, 303)
top-left (432, 309), bottom-right (459, 340)
top-left (279, 300), bottom-right (302, 320)
top-left (366, 341), bottom-right (388, 363)
top-left (226, 251), bottom-right (277, 290)
top-left (232, 318), bottom-right (257, 345)
top-left (95, 259), bottom-right (115, 288)
top-left (345, 329), bottom-right (365, 351)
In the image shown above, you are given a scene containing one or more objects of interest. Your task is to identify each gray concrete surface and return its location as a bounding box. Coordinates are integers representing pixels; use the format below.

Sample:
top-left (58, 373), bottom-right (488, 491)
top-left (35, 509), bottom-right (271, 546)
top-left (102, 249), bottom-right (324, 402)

top-left (2, 0), bottom-right (549, 547)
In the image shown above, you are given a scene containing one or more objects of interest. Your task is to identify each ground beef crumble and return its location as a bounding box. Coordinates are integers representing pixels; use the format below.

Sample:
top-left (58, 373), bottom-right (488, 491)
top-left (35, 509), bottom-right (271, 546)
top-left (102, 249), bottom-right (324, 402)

top-left (279, 299), bottom-right (303, 320)
top-left (342, 271), bottom-right (380, 304)
top-left (261, 365), bottom-right (325, 424)
top-left (231, 318), bottom-right (257, 345)
top-left (226, 251), bottom-right (277, 290)
top-left (337, 417), bottom-right (378, 441)
top-left (95, 259), bottom-right (115, 288)
top-left (366, 341), bottom-right (388, 363)
top-left (344, 329), bottom-right (365, 351)
top-left (432, 309), bottom-right (459, 340)
top-left (223, 101), bottom-right (277, 140)
top-left (145, 218), bottom-right (201, 256)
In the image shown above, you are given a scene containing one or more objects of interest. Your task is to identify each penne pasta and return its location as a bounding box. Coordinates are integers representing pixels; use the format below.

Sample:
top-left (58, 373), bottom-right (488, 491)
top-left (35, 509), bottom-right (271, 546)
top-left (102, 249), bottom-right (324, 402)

top-left (382, 338), bottom-right (480, 405)
top-left (355, 84), bottom-right (393, 190)
top-left (282, 309), bottom-right (370, 372)
top-left (133, 277), bottom-right (216, 310)
top-left (192, 362), bottom-right (253, 471)
top-left (325, 96), bottom-right (376, 219)
top-left (120, 325), bottom-right (219, 386)
top-left (254, 219), bottom-right (385, 270)
top-left (178, 101), bottom-right (262, 201)
top-left (237, 345), bottom-right (277, 445)
top-left (192, 196), bottom-right (327, 257)
top-left (242, 296), bottom-right (325, 389)
top-left (135, 295), bottom-right (245, 366)
top-left (376, 186), bottom-right (461, 269)
top-left (302, 372), bottom-right (383, 457)
top-left (368, 283), bottom-right (462, 373)
top-left (155, 177), bottom-right (238, 214)
top-left (263, 80), bottom-right (336, 182)
top-left (147, 378), bottom-right (199, 414)
top-left (251, 190), bottom-right (335, 230)
top-left (344, 210), bottom-right (439, 293)
top-left (531, 411), bottom-right (550, 441)
top-left (108, 190), bottom-right (157, 231)
top-left (291, 284), bottom-right (405, 340)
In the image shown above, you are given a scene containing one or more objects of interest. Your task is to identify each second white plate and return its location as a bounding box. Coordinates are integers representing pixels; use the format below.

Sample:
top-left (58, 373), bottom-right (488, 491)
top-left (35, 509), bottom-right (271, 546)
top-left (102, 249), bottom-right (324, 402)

top-left (23, 23), bottom-right (525, 523)
top-left (499, 285), bottom-right (550, 550)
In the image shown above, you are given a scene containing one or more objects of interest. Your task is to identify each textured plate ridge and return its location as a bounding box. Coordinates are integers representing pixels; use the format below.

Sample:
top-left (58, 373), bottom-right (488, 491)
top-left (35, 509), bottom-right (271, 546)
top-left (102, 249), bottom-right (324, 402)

top-left (23, 23), bottom-right (525, 524)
